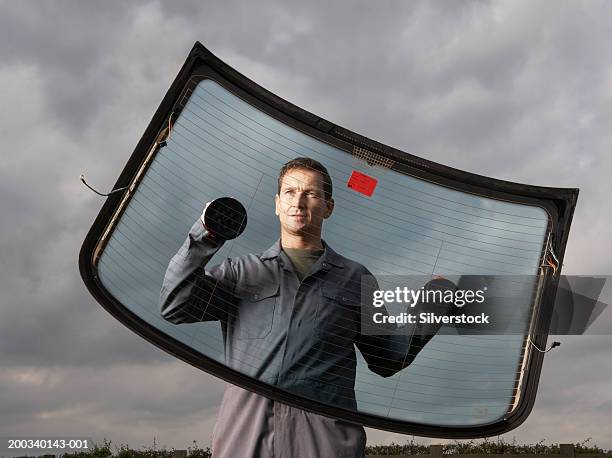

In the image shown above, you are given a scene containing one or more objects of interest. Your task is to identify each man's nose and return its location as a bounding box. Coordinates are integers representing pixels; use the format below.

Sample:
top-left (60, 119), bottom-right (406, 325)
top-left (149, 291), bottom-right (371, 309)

top-left (286, 191), bottom-right (305, 205)
top-left (295, 191), bottom-right (308, 206)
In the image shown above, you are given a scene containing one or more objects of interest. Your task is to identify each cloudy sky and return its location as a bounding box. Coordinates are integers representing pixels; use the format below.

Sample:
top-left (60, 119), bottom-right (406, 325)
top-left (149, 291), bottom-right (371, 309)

top-left (1, 0), bottom-right (612, 454)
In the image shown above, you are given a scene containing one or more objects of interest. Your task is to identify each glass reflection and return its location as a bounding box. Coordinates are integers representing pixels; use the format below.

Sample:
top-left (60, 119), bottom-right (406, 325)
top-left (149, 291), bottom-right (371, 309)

top-left (96, 79), bottom-right (549, 427)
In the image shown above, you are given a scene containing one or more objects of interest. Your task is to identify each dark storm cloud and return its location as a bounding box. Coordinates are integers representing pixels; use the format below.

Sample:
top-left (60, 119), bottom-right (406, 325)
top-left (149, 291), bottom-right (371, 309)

top-left (0, 1), bottom-right (140, 130)
top-left (0, 363), bottom-right (226, 453)
top-left (0, 0), bottom-right (611, 451)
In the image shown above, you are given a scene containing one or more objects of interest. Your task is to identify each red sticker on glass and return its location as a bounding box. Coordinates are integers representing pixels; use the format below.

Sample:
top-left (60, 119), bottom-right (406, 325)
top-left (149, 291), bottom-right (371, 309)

top-left (347, 170), bottom-right (378, 197)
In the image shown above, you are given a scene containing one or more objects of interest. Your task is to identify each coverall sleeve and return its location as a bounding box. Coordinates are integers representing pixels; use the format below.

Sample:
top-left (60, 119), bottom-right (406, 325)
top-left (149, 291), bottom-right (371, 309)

top-left (160, 218), bottom-right (237, 324)
top-left (355, 272), bottom-right (456, 378)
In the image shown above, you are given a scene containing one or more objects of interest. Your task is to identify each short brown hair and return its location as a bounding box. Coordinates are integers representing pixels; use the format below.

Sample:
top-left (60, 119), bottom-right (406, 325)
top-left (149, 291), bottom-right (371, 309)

top-left (277, 157), bottom-right (333, 201)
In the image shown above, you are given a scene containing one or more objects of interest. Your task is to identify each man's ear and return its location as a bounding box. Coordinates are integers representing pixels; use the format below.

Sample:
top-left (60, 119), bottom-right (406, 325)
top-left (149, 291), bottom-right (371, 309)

top-left (323, 198), bottom-right (334, 219)
top-left (274, 194), bottom-right (280, 216)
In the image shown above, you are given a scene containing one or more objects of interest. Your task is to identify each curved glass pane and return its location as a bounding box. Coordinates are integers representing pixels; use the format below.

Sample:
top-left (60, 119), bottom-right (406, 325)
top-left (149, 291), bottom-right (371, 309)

top-left (96, 79), bottom-right (549, 428)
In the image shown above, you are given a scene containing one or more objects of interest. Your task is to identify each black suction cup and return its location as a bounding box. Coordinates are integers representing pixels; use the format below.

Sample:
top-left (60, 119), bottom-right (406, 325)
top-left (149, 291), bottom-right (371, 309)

top-left (203, 197), bottom-right (248, 241)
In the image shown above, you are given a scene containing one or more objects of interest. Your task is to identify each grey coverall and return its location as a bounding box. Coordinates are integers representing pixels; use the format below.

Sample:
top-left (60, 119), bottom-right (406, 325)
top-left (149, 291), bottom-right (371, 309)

top-left (160, 219), bottom-right (445, 457)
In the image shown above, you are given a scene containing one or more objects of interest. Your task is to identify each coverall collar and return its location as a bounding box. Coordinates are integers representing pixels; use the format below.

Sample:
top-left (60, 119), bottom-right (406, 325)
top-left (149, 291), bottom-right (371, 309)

top-left (261, 238), bottom-right (345, 268)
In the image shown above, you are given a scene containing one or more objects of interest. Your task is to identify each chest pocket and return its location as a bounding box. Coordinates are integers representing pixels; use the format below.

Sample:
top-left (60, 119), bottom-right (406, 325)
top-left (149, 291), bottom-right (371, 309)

top-left (316, 282), bottom-right (361, 342)
top-left (233, 281), bottom-right (279, 340)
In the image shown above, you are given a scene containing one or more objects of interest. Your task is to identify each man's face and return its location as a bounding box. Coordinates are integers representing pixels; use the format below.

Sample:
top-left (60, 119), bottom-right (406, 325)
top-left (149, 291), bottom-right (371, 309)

top-left (275, 167), bottom-right (334, 238)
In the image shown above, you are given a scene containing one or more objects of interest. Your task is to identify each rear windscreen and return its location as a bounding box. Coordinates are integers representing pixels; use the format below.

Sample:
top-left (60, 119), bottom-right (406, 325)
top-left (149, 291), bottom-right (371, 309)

top-left (95, 78), bottom-right (550, 428)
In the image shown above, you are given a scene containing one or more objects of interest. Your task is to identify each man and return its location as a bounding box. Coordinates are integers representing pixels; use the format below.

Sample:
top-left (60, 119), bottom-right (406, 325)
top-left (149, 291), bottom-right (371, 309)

top-left (160, 157), bottom-right (451, 457)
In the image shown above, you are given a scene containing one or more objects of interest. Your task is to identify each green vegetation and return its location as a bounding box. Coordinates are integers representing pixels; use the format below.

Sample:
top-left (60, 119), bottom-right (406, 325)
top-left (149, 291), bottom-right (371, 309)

top-left (22, 437), bottom-right (610, 458)
top-left (58, 439), bottom-right (212, 458)
top-left (365, 438), bottom-right (611, 456)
